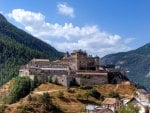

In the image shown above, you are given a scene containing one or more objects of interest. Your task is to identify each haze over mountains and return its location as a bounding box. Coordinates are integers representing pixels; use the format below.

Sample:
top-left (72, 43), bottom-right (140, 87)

top-left (0, 14), bottom-right (63, 86)
top-left (102, 43), bottom-right (150, 91)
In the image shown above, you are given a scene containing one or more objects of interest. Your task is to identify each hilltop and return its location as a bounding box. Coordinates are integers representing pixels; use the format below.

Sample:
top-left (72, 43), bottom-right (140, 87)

top-left (2, 82), bottom-right (136, 113)
top-left (0, 14), bottom-right (63, 86)
top-left (102, 43), bottom-right (150, 91)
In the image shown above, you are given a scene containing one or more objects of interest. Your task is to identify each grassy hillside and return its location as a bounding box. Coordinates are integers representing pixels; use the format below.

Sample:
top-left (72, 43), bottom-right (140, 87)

top-left (102, 43), bottom-right (150, 91)
top-left (2, 82), bottom-right (136, 113)
top-left (0, 14), bottom-right (63, 86)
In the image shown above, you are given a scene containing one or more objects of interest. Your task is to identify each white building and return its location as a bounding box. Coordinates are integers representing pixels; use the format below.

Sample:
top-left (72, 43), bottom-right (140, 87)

top-left (127, 98), bottom-right (149, 113)
top-left (102, 98), bottom-right (122, 113)
top-left (86, 104), bottom-right (113, 113)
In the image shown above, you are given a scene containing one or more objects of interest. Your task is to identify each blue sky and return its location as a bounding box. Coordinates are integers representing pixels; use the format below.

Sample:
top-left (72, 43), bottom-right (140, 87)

top-left (0, 0), bottom-right (150, 56)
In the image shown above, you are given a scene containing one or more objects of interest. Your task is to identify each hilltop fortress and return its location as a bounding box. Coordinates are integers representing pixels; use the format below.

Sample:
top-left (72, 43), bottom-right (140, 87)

top-left (19, 50), bottom-right (128, 86)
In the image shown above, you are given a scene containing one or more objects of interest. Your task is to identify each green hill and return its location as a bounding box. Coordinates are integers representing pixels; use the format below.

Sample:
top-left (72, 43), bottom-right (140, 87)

top-left (0, 14), bottom-right (63, 86)
top-left (102, 43), bottom-right (150, 91)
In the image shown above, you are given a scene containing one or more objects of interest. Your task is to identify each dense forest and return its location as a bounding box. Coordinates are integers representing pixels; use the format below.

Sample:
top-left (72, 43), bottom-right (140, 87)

top-left (102, 43), bottom-right (150, 91)
top-left (0, 14), bottom-right (63, 86)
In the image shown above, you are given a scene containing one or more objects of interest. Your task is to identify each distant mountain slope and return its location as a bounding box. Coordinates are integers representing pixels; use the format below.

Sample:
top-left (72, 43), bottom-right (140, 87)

top-left (0, 14), bottom-right (63, 86)
top-left (102, 43), bottom-right (150, 91)
top-left (0, 14), bottom-right (62, 59)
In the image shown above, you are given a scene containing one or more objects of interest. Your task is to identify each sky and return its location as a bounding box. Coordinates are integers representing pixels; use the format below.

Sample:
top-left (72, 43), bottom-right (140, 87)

top-left (0, 0), bottom-right (150, 56)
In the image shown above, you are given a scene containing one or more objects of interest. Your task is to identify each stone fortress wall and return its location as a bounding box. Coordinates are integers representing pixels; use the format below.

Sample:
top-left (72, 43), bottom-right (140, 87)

top-left (19, 50), bottom-right (126, 87)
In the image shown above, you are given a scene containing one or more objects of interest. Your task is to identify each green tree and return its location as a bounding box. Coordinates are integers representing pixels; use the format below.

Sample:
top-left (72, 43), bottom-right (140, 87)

top-left (57, 91), bottom-right (64, 98)
top-left (0, 105), bottom-right (5, 113)
top-left (17, 106), bottom-right (34, 113)
top-left (5, 76), bottom-right (31, 104)
top-left (75, 93), bottom-right (82, 100)
top-left (48, 76), bottom-right (52, 83)
top-left (118, 104), bottom-right (139, 113)
top-left (39, 93), bottom-right (55, 113)
top-left (27, 95), bottom-right (32, 101)
top-left (88, 89), bottom-right (101, 99)
top-left (108, 91), bottom-right (120, 98)
top-left (54, 77), bottom-right (59, 85)
top-left (83, 91), bottom-right (90, 100)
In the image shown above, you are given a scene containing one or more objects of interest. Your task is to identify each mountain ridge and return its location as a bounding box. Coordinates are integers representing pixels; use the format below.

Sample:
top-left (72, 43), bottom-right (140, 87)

top-left (0, 14), bottom-right (63, 59)
top-left (0, 14), bottom-right (63, 86)
top-left (102, 43), bottom-right (150, 91)
top-left (0, 14), bottom-right (7, 22)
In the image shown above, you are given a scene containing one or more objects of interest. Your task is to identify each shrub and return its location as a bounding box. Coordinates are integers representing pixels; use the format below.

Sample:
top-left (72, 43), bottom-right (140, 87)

top-left (39, 93), bottom-right (51, 103)
top-left (0, 105), bottom-right (5, 113)
top-left (88, 89), bottom-right (101, 99)
top-left (48, 76), bottom-right (52, 83)
top-left (66, 87), bottom-right (75, 93)
top-left (5, 76), bottom-right (31, 104)
top-left (80, 86), bottom-right (92, 90)
top-left (39, 93), bottom-right (58, 113)
top-left (75, 93), bottom-right (82, 100)
top-left (108, 91), bottom-right (120, 98)
top-left (31, 96), bottom-right (37, 101)
top-left (27, 95), bottom-right (32, 101)
top-left (17, 105), bottom-right (34, 113)
top-left (54, 78), bottom-right (59, 85)
top-left (56, 91), bottom-right (64, 98)
top-left (118, 104), bottom-right (139, 113)
top-left (83, 91), bottom-right (90, 100)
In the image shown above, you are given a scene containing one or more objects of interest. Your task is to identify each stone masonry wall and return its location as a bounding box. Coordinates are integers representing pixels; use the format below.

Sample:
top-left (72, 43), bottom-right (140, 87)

top-left (75, 75), bottom-right (108, 86)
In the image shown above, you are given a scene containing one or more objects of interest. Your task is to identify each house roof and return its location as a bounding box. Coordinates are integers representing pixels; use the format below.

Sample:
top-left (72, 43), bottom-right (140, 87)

top-left (127, 97), bottom-right (149, 107)
top-left (146, 94), bottom-right (150, 98)
top-left (137, 89), bottom-right (147, 94)
top-left (93, 107), bottom-right (113, 113)
top-left (86, 105), bottom-right (113, 113)
top-left (102, 98), bottom-right (119, 105)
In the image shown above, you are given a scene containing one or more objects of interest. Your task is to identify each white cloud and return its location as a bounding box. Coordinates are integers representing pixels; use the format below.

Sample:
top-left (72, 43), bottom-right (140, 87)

top-left (0, 11), bottom-right (3, 14)
top-left (8, 9), bottom-right (133, 56)
top-left (57, 3), bottom-right (75, 18)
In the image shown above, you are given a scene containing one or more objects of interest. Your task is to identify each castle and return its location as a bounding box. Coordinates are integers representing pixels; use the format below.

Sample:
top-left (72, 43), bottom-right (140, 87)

top-left (19, 50), bottom-right (127, 86)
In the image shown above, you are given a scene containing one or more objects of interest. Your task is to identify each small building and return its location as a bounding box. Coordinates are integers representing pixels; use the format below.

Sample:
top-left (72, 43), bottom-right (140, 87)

top-left (132, 89), bottom-right (150, 113)
top-left (127, 98), bottom-right (149, 113)
top-left (135, 89), bottom-right (150, 104)
top-left (86, 105), bottom-right (113, 113)
top-left (102, 98), bottom-right (122, 113)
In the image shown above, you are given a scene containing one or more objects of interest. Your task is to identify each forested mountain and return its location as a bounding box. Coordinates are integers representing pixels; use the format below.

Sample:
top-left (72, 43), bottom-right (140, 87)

top-left (102, 43), bottom-right (150, 91)
top-left (0, 14), bottom-right (63, 86)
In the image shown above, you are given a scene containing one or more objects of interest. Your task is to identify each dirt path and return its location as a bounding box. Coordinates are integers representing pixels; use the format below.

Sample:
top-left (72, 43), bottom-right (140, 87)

top-left (114, 84), bottom-right (119, 91)
top-left (34, 89), bottom-right (64, 95)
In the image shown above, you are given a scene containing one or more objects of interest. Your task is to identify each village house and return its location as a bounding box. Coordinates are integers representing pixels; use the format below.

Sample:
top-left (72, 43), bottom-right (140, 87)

top-left (135, 89), bottom-right (150, 104)
top-left (130, 89), bottom-right (150, 113)
top-left (127, 97), bottom-right (150, 113)
top-left (102, 98), bottom-right (123, 113)
top-left (86, 105), bottom-right (113, 113)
